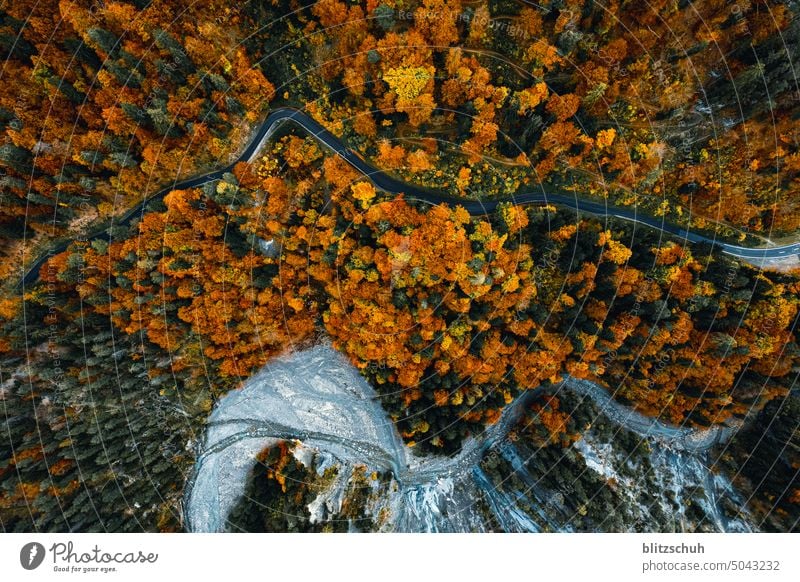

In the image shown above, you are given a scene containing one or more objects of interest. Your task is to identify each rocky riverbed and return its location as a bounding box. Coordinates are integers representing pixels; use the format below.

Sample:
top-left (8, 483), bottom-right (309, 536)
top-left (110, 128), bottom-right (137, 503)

top-left (184, 344), bottom-right (756, 532)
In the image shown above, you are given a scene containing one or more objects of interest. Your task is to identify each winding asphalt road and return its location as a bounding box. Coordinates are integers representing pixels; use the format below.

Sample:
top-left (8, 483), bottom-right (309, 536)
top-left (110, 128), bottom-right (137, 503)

top-left (20, 107), bottom-right (800, 287)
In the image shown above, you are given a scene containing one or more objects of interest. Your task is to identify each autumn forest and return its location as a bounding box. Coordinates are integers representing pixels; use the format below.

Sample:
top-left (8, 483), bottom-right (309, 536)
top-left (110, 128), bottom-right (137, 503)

top-left (1, 0), bottom-right (799, 533)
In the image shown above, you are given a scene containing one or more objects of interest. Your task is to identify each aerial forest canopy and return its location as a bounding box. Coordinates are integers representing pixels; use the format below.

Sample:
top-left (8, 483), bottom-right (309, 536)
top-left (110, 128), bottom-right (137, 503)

top-left (1, 0), bottom-right (798, 532)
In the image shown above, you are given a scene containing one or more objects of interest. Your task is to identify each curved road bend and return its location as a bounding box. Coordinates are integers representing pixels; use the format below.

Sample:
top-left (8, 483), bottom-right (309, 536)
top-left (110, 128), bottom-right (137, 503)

top-left (20, 107), bottom-right (800, 287)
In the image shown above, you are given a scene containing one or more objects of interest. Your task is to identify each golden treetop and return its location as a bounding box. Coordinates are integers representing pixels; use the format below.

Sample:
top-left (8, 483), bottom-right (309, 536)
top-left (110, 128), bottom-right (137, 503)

top-left (383, 66), bottom-right (434, 101)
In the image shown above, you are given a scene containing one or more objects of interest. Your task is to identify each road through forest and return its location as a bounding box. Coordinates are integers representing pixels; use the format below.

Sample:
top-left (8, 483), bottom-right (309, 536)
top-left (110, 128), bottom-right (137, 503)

top-left (20, 107), bottom-right (800, 287)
